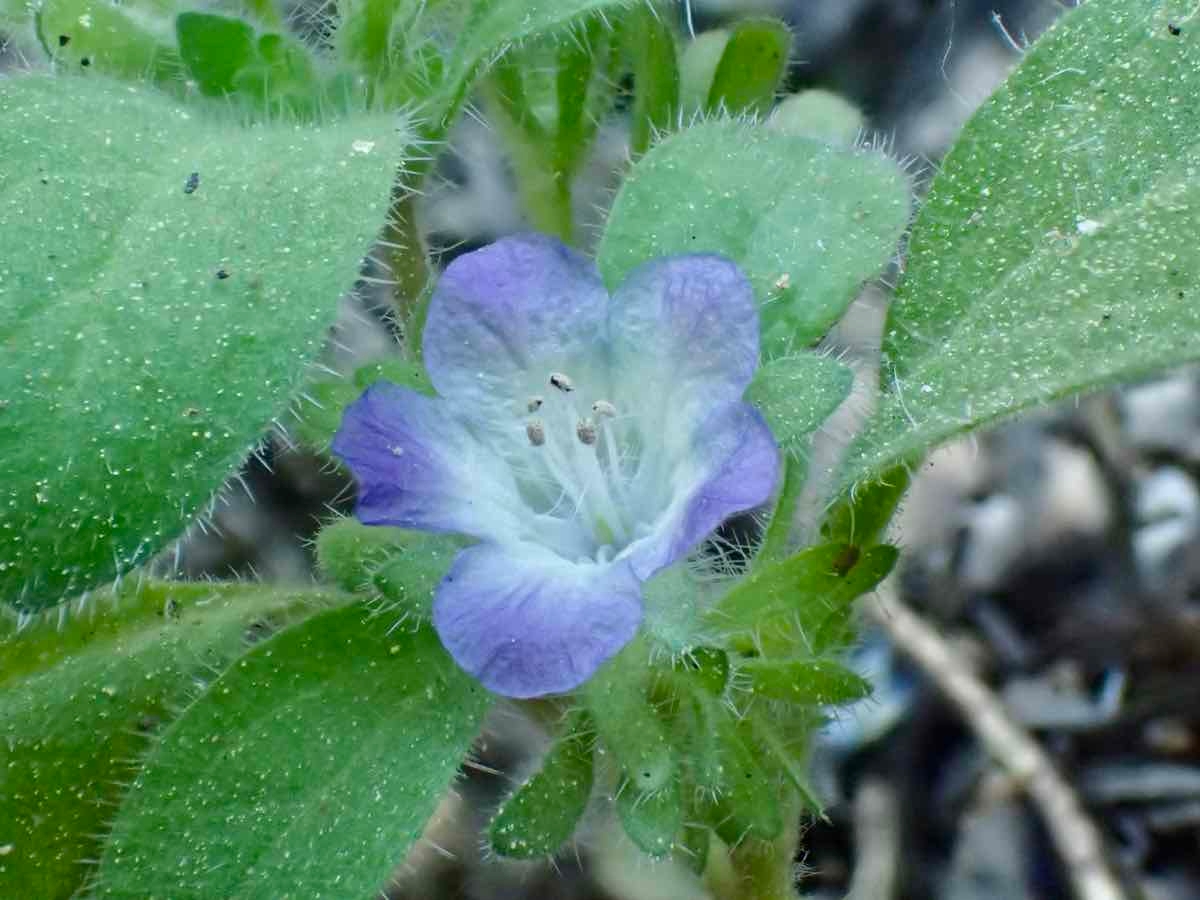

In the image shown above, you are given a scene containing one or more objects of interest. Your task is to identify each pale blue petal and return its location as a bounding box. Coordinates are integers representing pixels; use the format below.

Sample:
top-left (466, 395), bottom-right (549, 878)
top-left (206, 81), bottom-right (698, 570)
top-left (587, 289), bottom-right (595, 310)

top-left (432, 543), bottom-right (643, 698)
top-left (607, 254), bottom-right (759, 420)
top-left (422, 234), bottom-right (610, 419)
top-left (331, 382), bottom-right (524, 541)
top-left (623, 401), bottom-right (780, 579)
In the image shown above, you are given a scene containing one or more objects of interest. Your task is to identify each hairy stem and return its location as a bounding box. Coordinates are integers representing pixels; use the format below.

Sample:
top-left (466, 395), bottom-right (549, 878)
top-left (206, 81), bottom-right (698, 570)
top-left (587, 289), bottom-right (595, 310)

top-left (707, 820), bottom-right (802, 900)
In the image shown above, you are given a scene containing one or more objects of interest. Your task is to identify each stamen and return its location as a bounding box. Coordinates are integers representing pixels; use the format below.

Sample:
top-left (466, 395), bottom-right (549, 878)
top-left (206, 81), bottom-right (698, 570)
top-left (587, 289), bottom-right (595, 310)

top-left (526, 419), bottom-right (546, 446)
top-left (549, 372), bottom-right (574, 393)
top-left (527, 395), bottom-right (544, 413)
top-left (576, 418), bottom-right (597, 445)
top-left (591, 400), bottom-right (617, 418)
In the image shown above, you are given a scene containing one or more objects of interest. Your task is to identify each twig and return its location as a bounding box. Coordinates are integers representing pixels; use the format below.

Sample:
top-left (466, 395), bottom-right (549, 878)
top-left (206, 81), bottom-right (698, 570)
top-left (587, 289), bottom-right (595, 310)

top-left (867, 584), bottom-right (1128, 900)
top-left (844, 777), bottom-right (900, 900)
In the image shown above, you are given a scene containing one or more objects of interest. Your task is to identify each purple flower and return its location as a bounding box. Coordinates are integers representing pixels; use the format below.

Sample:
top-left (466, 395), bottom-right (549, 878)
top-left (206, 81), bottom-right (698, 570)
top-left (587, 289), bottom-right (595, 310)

top-left (332, 234), bottom-right (779, 698)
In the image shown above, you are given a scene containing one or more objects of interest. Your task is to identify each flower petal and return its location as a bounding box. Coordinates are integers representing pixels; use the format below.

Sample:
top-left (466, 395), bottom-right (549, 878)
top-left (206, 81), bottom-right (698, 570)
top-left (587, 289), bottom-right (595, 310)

top-left (608, 254), bottom-right (759, 419)
top-left (422, 233), bottom-right (610, 418)
top-left (433, 543), bottom-right (643, 698)
top-left (624, 401), bottom-right (780, 579)
top-left (331, 382), bottom-right (523, 540)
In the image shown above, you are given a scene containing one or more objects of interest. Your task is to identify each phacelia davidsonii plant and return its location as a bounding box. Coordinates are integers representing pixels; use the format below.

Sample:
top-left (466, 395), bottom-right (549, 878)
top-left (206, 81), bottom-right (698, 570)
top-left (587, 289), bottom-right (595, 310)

top-left (333, 234), bottom-right (779, 696)
top-left (3, 1), bottom-right (1199, 898)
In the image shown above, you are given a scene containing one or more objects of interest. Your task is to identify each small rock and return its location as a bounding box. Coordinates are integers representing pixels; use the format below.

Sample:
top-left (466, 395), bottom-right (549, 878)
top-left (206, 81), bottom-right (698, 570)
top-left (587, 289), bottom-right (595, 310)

top-left (1081, 763), bottom-right (1200, 804)
top-left (959, 494), bottom-right (1024, 591)
top-left (1121, 375), bottom-right (1200, 458)
top-left (1136, 467), bottom-right (1200, 524)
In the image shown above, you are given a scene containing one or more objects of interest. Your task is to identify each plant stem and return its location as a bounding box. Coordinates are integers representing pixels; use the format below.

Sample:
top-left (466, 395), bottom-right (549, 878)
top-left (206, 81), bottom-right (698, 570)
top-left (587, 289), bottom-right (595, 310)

top-left (512, 157), bottom-right (575, 244)
top-left (757, 456), bottom-right (804, 565)
top-left (381, 185), bottom-right (432, 358)
top-left (706, 821), bottom-right (802, 900)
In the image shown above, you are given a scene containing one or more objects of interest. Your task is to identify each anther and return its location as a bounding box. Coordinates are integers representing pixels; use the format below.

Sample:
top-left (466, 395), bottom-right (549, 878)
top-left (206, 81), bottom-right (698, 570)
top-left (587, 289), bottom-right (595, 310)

top-left (527, 395), bottom-right (544, 413)
top-left (591, 400), bottom-right (617, 418)
top-left (576, 418), bottom-right (597, 445)
top-left (526, 419), bottom-right (546, 447)
top-left (549, 372), bottom-right (574, 392)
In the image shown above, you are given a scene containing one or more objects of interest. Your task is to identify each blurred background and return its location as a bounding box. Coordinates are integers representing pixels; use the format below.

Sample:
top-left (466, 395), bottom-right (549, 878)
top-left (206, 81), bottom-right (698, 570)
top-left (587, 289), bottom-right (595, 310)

top-left (9, 1), bottom-right (1200, 897)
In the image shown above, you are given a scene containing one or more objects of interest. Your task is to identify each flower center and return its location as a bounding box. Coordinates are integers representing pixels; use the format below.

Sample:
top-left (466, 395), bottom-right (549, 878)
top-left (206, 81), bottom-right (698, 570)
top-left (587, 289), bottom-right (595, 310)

top-left (513, 371), bottom-right (645, 560)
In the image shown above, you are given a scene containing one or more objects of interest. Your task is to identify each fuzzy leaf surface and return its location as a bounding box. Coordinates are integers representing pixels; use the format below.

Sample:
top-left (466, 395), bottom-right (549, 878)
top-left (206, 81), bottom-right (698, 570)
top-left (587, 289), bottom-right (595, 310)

top-left (742, 657), bottom-right (872, 705)
top-left (710, 543), bottom-right (898, 654)
top-left (747, 353), bottom-right (854, 458)
top-left (36, 0), bottom-right (180, 82)
top-left (842, 0), bottom-right (1200, 488)
top-left (0, 582), bottom-right (337, 900)
top-left (489, 713), bottom-right (594, 858)
top-left (0, 75), bottom-right (404, 608)
top-left (706, 17), bottom-right (790, 118)
top-left (95, 606), bottom-right (489, 898)
top-left (598, 120), bottom-right (909, 352)
top-left (384, 0), bottom-right (637, 131)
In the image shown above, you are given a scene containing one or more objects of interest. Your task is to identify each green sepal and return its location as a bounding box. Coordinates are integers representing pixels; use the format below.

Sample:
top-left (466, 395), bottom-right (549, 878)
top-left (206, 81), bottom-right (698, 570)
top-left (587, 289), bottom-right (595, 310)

top-left (821, 462), bottom-right (912, 547)
top-left (489, 711), bottom-right (595, 858)
top-left (585, 640), bottom-right (675, 794)
top-left (747, 710), bottom-right (825, 816)
top-left (616, 772), bottom-right (682, 859)
top-left (688, 691), bottom-right (783, 844)
top-left (709, 543), bottom-right (898, 656)
top-left (295, 359), bottom-right (432, 452)
top-left (741, 658), bottom-right (872, 705)
top-left (706, 17), bottom-right (790, 118)
top-left (671, 646), bottom-right (730, 697)
top-left (315, 517), bottom-right (465, 616)
top-left (757, 455), bottom-right (804, 565)
top-left (675, 812), bottom-right (711, 876)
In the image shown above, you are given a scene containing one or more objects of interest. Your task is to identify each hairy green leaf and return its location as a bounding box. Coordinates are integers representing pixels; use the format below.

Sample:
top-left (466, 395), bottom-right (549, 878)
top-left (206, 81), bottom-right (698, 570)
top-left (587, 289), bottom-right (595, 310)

top-left (0, 76), bottom-right (404, 608)
top-left (95, 607), bottom-right (489, 898)
top-left (843, 0), bottom-right (1200, 488)
top-left (706, 17), bottom-right (790, 118)
top-left (598, 119), bottom-right (909, 352)
top-left (742, 657), bottom-right (872, 705)
top-left (0, 582), bottom-right (338, 900)
top-left (769, 89), bottom-right (865, 147)
top-left (710, 543), bottom-right (898, 655)
top-left (36, 0), bottom-right (180, 83)
top-left (748, 353), bottom-right (854, 457)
